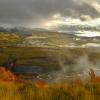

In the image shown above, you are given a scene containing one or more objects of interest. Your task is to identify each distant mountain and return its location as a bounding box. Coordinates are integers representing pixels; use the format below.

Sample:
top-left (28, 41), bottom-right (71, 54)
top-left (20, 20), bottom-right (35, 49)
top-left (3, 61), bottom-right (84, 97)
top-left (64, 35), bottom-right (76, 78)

top-left (31, 28), bottom-right (52, 32)
top-left (9, 27), bottom-right (33, 34)
top-left (0, 27), bottom-right (8, 32)
top-left (0, 27), bottom-right (55, 35)
top-left (0, 25), bottom-right (100, 38)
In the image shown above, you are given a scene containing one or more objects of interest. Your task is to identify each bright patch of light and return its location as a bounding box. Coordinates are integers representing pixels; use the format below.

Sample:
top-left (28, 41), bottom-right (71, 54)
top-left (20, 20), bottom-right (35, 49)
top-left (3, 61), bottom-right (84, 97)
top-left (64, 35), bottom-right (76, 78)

top-left (45, 21), bottom-right (59, 26)
top-left (63, 18), bottom-right (100, 27)
top-left (76, 38), bottom-right (81, 41)
top-left (81, 43), bottom-right (100, 47)
top-left (82, 0), bottom-right (100, 13)
top-left (65, 18), bottom-right (83, 25)
top-left (52, 13), bottom-right (61, 19)
top-left (91, 2), bottom-right (100, 12)
top-left (80, 15), bottom-right (92, 20)
top-left (76, 31), bottom-right (100, 37)
top-left (72, 0), bottom-right (100, 14)
top-left (44, 15), bottom-right (100, 28)
top-left (45, 23), bottom-right (53, 27)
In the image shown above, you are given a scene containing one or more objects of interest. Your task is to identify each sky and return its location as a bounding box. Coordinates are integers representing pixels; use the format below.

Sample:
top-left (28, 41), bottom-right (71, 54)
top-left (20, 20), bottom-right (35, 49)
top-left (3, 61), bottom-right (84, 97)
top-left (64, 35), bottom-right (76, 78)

top-left (0, 0), bottom-right (100, 28)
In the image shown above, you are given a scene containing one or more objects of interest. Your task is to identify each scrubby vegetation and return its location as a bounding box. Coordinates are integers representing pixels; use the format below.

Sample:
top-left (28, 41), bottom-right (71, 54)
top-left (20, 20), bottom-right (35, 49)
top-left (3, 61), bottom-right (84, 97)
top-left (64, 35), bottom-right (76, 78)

top-left (0, 32), bottom-right (100, 100)
top-left (0, 33), bottom-right (20, 48)
top-left (0, 66), bottom-right (100, 100)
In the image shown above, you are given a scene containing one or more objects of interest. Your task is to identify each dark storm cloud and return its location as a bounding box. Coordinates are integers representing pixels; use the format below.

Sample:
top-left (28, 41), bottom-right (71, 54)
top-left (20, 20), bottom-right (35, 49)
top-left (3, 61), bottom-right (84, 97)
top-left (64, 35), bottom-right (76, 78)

top-left (0, 0), bottom-right (99, 26)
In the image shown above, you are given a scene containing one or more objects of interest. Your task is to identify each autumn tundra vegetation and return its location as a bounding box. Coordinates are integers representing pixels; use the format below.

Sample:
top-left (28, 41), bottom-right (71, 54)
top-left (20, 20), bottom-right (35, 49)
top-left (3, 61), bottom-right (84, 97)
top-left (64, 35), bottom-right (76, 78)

top-left (0, 66), bottom-right (100, 100)
top-left (0, 33), bottom-right (100, 100)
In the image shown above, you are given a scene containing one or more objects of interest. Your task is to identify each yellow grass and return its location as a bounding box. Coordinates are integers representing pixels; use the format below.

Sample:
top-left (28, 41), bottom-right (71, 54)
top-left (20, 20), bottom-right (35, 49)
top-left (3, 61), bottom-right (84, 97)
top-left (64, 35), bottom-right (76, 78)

top-left (0, 79), bottom-right (99, 100)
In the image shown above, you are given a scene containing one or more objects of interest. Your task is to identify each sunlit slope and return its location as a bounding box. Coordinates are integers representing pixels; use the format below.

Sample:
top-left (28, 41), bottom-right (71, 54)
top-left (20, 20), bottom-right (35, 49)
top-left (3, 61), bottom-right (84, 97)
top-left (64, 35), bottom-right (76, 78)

top-left (0, 32), bottom-right (100, 48)
top-left (0, 33), bottom-right (20, 48)
top-left (20, 32), bottom-right (100, 48)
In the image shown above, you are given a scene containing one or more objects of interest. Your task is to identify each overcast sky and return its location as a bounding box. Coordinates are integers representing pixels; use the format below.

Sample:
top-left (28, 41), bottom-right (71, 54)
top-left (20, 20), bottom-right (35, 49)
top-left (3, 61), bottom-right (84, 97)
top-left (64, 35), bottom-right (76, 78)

top-left (0, 0), bottom-right (100, 27)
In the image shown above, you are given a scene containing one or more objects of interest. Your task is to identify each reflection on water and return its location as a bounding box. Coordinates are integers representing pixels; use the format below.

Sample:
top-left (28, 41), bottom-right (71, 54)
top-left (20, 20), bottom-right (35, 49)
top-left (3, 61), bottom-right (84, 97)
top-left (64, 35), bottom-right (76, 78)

top-left (12, 66), bottom-right (49, 74)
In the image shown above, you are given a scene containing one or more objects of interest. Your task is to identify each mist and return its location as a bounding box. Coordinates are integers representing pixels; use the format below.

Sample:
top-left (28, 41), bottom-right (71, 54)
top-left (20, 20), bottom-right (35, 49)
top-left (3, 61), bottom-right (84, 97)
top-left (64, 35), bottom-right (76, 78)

top-left (46, 49), bottom-right (100, 83)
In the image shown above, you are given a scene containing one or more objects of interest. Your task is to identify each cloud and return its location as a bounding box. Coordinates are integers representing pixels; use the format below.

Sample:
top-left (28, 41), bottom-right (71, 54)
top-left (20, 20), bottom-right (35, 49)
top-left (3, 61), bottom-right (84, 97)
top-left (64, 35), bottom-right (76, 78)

top-left (0, 0), bottom-right (99, 27)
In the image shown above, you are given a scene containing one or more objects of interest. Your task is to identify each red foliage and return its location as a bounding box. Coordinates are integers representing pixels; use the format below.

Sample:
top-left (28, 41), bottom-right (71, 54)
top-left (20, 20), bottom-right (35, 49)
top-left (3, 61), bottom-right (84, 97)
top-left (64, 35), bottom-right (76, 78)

top-left (4, 71), bottom-right (15, 81)
top-left (0, 66), bottom-right (15, 81)
top-left (95, 76), bottom-right (100, 82)
top-left (89, 68), bottom-right (95, 80)
top-left (89, 68), bottom-right (100, 82)
top-left (35, 79), bottom-right (46, 88)
top-left (72, 75), bottom-right (82, 86)
top-left (0, 67), bottom-right (5, 73)
top-left (15, 79), bottom-right (27, 84)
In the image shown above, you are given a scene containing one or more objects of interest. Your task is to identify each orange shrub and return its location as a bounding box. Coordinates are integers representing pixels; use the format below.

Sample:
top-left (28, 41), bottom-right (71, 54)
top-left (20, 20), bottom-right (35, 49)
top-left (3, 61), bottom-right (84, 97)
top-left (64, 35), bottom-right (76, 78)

top-left (89, 68), bottom-right (95, 80)
top-left (0, 67), bottom-right (5, 73)
top-left (89, 68), bottom-right (100, 83)
top-left (72, 75), bottom-right (82, 86)
top-left (35, 79), bottom-right (46, 88)
top-left (4, 71), bottom-right (15, 81)
top-left (0, 66), bottom-right (15, 81)
top-left (95, 76), bottom-right (100, 82)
